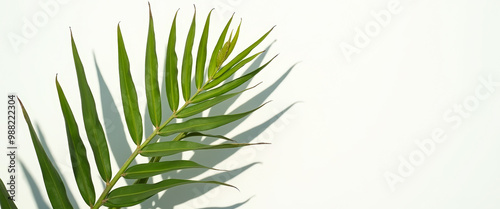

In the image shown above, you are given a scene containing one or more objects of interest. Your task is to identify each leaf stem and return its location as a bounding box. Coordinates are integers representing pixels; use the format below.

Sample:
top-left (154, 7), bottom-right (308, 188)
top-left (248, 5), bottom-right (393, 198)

top-left (92, 84), bottom-right (209, 208)
top-left (92, 128), bottom-right (158, 208)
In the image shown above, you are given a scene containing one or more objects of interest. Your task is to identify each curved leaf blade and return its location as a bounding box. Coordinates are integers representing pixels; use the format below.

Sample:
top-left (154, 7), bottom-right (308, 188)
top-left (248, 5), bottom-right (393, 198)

top-left (213, 26), bottom-right (274, 80)
top-left (207, 14), bottom-right (233, 79)
top-left (176, 84), bottom-right (258, 118)
top-left (104, 179), bottom-right (236, 207)
top-left (145, 3), bottom-right (162, 127)
top-left (216, 35), bottom-right (231, 70)
top-left (70, 30), bottom-right (112, 182)
top-left (181, 8), bottom-right (196, 101)
top-left (159, 103), bottom-right (267, 136)
top-left (132, 156), bottom-right (160, 185)
top-left (56, 78), bottom-right (95, 206)
top-left (182, 132), bottom-right (236, 142)
top-left (141, 141), bottom-right (268, 157)
top-left (18, 98), bottom-right (74, 209)
top-left (166, 11), bottom-right (180, 112)
top-left (0, 178), bottom-right (17, 209)
top-left (118, 25), bottom-right (143, 145)
top-left (204, 51), bottom-right (263, 89)
top-left (227, 20), bottom-right (241, 56)
top-left (195, 10), bottom-right (213, 89)
top-left (123, 160), bottom-right (219, 179)
top-left (193, 55), bottom-right (277, 103)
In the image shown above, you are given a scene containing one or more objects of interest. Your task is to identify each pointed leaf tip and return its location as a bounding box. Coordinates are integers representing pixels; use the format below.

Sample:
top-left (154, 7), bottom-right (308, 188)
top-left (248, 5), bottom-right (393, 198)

top-left (177, 84), bottom-right (260, 118)
top-left (181, 7), bottom-right (197, 101)
top-left (195, 9), bottom-right (213, 89)
top-left (207, 14), bottom-right (234, 78)
top-left (141, 141), bottom-right (269, 157)
top-left (118, 24), bottom-right (143, 145)
top-left (123, 160), bottom-right (221, 179)
top-left (210, 26), bottom-right (273, 84)
top-left (165, 10), bottom-right (180, 111)
top-left (145, 6), bottom-right (162, 127)
top-left (104, 179), bottom-right (236, 207)
top-left (160, 104), bottom-right (266, 136)
top-left (19, 98), bottom-right (74, 208)
top-left (71, 33), bottom-right (112, 181)
top-left (56, 79), bottom-right (95, 206)
top-left (0, 178), bottom-right (18, 208)
top-left (196, 54), bottom-right (277, 102)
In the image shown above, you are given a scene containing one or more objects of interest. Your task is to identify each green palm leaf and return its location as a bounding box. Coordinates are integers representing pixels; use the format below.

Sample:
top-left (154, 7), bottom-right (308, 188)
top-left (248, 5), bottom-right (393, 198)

top-left (118, 24), bottom-right (143, 145)
top-left (204, 51), bottom-right (263, 89)
top-left (181, 132), bottom-right (235, 142)
top-left (181, 8), bottom-right (196, 101)
top-left (18, 98), bottom-right (74, 208)
top-left (227, 20), bottom-right (241, 56)
top-left (216, 33), bottom-right (232, 70)
top-left (212, 26), bottom-right (274, 80)
top-left (18, 7), bottom-right (279, 209)
top-left (140, 141), bottom-right (268, 157)
top-left (104, 179), bottom-right (236, 207)
top-left (145, 3), bottom-right (162, 127)
top-left (193, 55), bottom-right (277, 103)
top-left (207, 14), bottom-right (233, 79)
top-left (56, 78), bottom-right (95, 206)
top-left (176, 84), bottom-right (258, 118)
top-left (159, 103), bottom-right (267, 136)
top-left (123, 160), bottom-right (219, 179)
top-left (70, 30), bottom-right (112, 182)
top-left (0, 178), bottom-right (17, 209)
top-left (165, 11), bottom-right (180, 112)
top-left (195, 9), bottom-right (213, 89)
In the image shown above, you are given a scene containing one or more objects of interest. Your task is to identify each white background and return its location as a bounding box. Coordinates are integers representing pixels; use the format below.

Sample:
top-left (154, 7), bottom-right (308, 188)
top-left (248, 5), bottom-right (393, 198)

top-left (2, 0), bottom-right (500, 208)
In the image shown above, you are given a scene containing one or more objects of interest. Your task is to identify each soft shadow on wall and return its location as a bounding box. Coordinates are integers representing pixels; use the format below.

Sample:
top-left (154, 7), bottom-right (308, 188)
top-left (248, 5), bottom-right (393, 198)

top-left (139, 43), bottom-right (298, 209)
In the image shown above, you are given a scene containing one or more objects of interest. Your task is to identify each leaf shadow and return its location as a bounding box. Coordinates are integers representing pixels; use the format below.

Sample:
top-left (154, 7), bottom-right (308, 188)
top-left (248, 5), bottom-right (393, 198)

top-left (199, 196), bottom-right (253, 209)
top-left (78, 39), bottom-right (292, 209)
top-left (93, 53), bottom-right (135, 165)
top-left (160, 65), bottom-right (175, 134)
top-left (143, 99), bottom-right (154, 141)
top-left (20, 161), bottom-right (50, 209)
top-left (34, 125), bottom-right (79, 207)
top-left (146, 163), bottom-right (258, 209)
top-left (206, 40), bottom-right (277, 117)
top-left (139, 43), bottom-right (297, 208)
top-left (94, 53), bottom-right (138, 180)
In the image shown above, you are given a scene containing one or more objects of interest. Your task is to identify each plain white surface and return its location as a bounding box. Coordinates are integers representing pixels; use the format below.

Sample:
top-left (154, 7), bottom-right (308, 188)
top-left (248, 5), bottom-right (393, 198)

top-left (2, 0), bottom-right (500, 208)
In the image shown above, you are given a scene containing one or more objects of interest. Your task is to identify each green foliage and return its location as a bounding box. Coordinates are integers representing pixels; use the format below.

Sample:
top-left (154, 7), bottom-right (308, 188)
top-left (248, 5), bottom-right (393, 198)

top-left (71, 30), bottom-right (112, 182)
top-left (165, 10), bottom-right (180, 112)
top-left (0, 178), bottom-right (17, 209)
top-left (103, 179), bottom-right (236, 207)
top-left (18, 98), bottom-right (74, 208)
top-left (123, 160), bottom-right (220, 179)
top-left (15, 4), bottom-right (277, 208)
top-left (145, 3), bottom-right (162, 128)
top-left (56, 77), bottom-right (96, 206)
top-left (140, 141), bottom-right (268, 157)
top-left (117, 25), bottom-right (143, 146)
